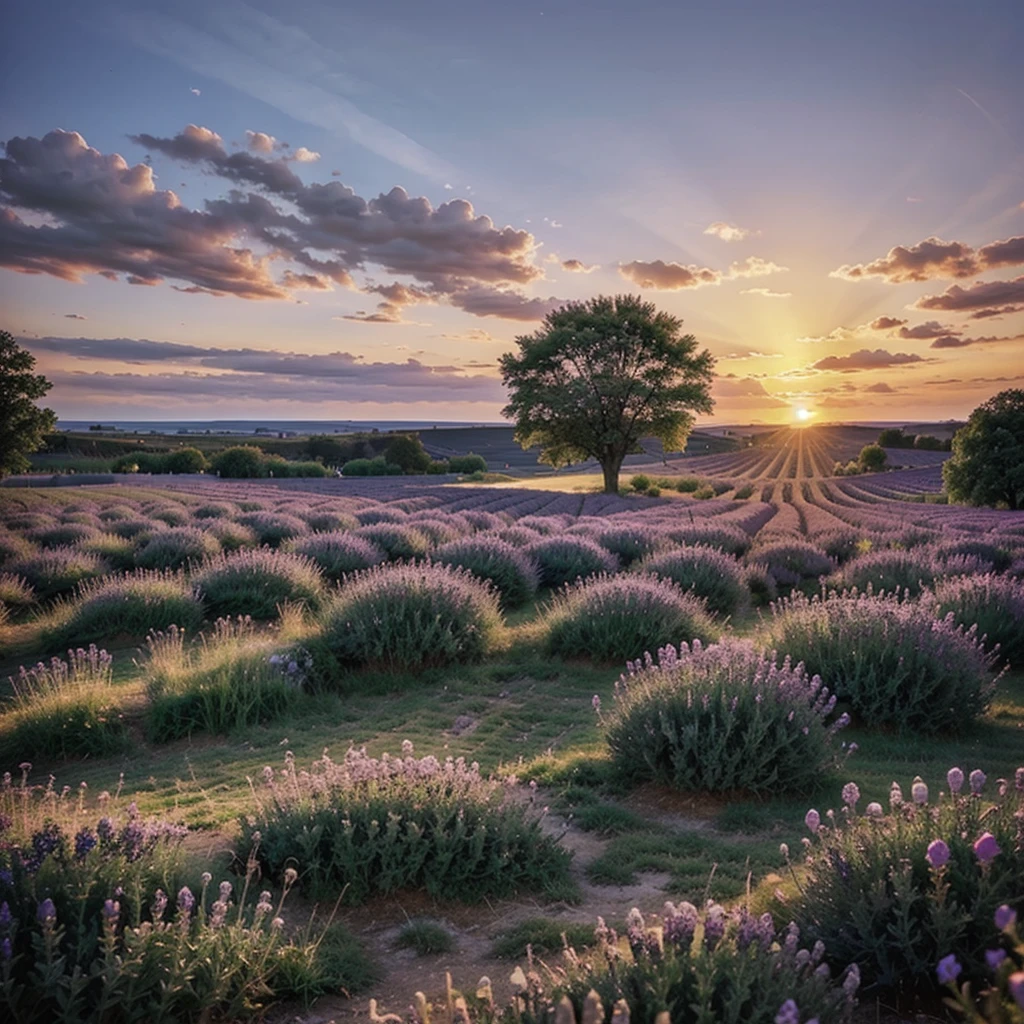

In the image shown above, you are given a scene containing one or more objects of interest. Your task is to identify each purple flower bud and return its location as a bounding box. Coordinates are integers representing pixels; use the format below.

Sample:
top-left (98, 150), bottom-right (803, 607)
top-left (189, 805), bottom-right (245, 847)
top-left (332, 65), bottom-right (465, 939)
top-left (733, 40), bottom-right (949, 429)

top-left (926, 839), bottom-right (950, 869)
top-left (986, 949), bottom-right (1007, 971)
top-left (775, 1000), bottom-right (799, 1024)
top-left (973, 832), bottom-right (1002, 864)
top-left (102, 899), bottom-right (120, 921)
top-left (995, 905), bottom-right (1017, 930)
top-left (946, 767), bottom-right (964, 795)
top-left (969, 769), bottom-right (986, 794)
top-left (177, 887), bottom-right (195, 913)
top-left (841, 782), bottom-right (860, 809)
top-left (936, 954), bottom-right (962, 985)
top-left (805, 808), bottom-right (820, 833)
top-left (37, 898), bottom-right (56, 926)
top-left (911, 778), bottom-right (928, 804)
top-left (866, 802), bottom-right (883, 818)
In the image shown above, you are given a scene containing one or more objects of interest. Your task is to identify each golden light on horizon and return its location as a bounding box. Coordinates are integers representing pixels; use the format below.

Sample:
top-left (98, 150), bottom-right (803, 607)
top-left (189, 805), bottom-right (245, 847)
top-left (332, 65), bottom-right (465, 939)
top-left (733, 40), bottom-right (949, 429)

top-left (795, 407), bottom-right (813, 422)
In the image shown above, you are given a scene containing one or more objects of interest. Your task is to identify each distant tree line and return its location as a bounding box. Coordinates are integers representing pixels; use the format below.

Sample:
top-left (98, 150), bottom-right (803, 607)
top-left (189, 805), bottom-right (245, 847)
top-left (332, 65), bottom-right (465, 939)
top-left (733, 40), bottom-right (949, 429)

top-left (877, 428), bottom-right (951, 451)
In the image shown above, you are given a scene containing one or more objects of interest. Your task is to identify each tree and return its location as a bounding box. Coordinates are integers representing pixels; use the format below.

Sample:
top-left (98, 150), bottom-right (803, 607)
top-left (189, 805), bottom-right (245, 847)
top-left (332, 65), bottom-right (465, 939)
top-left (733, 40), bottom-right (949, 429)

top-left (211, 445), bottom-right (266, 478)
top-left (500, 295), bottom-right (715, 494)
top-left (0, 331), bottom-right (57, 478)
top-left (877, 428), bottom-right (907, 448)
top-left (943, 390), bottom-right (1024, 510)
top-left (857, 444), bottom-right (887, 473)
top-left (384, 434), bottom-right (431, 473)
top-left (165, 447), bottom-right (208, 473)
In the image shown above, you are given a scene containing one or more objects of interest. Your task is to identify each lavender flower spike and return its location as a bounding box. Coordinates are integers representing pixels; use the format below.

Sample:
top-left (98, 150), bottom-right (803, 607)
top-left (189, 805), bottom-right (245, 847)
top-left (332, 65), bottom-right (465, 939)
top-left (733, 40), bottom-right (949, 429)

top-left (936, 954), bottom-right (961, 985)
top-left (973, 832), bottom-right (1002, 863)
top-left (946, 767), bottom-right (964, 795)
top-left (926, 839), bottom-right (950, 869)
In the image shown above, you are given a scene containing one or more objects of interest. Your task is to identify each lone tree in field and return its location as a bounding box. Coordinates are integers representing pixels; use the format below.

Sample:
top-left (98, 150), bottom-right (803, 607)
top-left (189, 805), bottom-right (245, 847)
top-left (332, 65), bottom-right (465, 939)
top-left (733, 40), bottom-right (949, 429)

top-left (0, 330), bottom-right (57, 478)
top-left (943, 389), bottom-right (1024, 510)
top-left (500, 295), bottom-right (715, 494)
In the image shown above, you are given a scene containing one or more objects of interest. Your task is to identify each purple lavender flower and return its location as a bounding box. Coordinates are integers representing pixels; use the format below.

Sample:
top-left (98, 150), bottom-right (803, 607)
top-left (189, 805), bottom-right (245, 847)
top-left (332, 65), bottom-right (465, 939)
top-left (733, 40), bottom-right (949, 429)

top-left (74, 828), bottom-right (97, 861)
top-left (177, 887), bottom-right (195, 914)
top-left (0, 903), bottom-right (9, 927)
top-left (865, 801), bottom-right (883, 818)
top-left (973, 832), bottom-right (1002, 863)
top-left (926, 839), bottom-right (950, 869)
top-left (841, 782), bottom-right (860, 809)
top-left (804, 808), bottom-right (820, 833)
top-left (703, 901), bottom-right (726, 951)
top-left (662, 901), bottom-right (698, 952)
top-left (775, 1000), bottom-right (799, 1024)
top-left (96, 817), bottom-right (114, 843)
top-left (911, 778), bottom-right (928, 805)
top-left (936, 954), bottom-right (961, 985)
top-left (102, 899), bottom-right (120, 923)
top-left (37, 898), bottom-right (56, 926)
top-left (946, 767), bottom-right (964, 794)
top-left (995, 905), bottom-right (1017, 930)
top-left (969, 769), bottom-right (986, 794)
top-left (986, 949), bottom-right (1007, 971)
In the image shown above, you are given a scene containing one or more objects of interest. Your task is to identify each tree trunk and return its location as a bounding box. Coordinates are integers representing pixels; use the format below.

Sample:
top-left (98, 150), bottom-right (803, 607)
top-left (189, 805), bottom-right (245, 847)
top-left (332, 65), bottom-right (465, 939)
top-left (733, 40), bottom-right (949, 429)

top-left (601, 454), bottom-right (624, 494)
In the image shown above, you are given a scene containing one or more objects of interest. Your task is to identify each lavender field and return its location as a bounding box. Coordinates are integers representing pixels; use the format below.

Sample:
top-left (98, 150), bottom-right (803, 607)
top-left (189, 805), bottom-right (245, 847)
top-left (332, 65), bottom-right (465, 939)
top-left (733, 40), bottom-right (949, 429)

top-left (1, 425), bottom-right (1022, 1022)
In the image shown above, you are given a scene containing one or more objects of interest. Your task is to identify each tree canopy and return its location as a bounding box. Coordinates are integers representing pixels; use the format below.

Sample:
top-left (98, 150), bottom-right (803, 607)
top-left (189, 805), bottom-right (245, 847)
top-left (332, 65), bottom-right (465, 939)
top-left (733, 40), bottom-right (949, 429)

top-left (857, 444), bottom-right (887, 473)
top-left (500, 295), bottom-right (715, 493)
top-left (0, 331), bottom-right (57, 478)
top-left (943, 390), bottom-right (1024, 510)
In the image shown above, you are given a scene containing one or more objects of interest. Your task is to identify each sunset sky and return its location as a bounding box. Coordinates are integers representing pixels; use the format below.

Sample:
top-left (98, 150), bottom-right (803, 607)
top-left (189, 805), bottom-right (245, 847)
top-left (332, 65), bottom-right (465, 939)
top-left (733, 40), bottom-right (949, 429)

top-left (2, 0), bottom-right (1023, 425)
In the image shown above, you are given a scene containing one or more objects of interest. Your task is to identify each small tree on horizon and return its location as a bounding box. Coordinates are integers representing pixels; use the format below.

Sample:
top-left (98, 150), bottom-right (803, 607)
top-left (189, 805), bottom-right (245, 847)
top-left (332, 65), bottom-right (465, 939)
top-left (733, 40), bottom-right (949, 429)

top-left (857, 443), bottom-right (887, 473)
top-left (0, 330), bottom-right (57, 478)
top-left (500, 295), bottom-right (715, 494)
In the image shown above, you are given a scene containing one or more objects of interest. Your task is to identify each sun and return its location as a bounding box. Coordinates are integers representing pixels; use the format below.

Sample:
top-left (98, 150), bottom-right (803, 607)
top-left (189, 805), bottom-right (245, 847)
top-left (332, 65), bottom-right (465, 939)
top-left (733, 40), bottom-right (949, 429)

top-left (795, 407), bottom-right (813, 423)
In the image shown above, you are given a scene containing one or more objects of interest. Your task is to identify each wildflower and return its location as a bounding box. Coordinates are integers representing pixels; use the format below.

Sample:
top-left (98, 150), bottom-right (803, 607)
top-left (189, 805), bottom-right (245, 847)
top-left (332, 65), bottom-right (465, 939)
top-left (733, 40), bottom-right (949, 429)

top-left (703, 901), bottom-right (726, 951)
top-left (662, 901), bottom-right (698, 952)
top-left (201, 872), bottom-right (212, 886)
top-left (218, 880), bottom-right (233, 901)
top-left (986, 949), bottom-right (1007, 971)
top-left (102, 899), bottom-right (120, 921)
top-left (210, 900), bottom-right (229, 928)
top-left (1008, 973), bottom-right (1024, 1009)
top-left (973, 832), bottom-right (1002, 863)
top-left (926, 839), bottom-right (950, 869)
top-left (804, 808), bottom-right (820, 833)
top-left (842, 963), bottom-right (860, 998)
top-left (841, 782), bottom-right (860, 809)
top-left (946, 767), bottom-right (964, 794)
top-left (936, 954), bottom-right (961, 985)
top-left (592, 694), bottom-right (601, 713)
top-left (779, 843), bottom-right (789, 860)
top-left (74, 828), bottom-right (97, 861)
top-left (151, 889), bottom-right (168, 920)
top-left (775, 1000), bottom-right (800, 1024)
top-left (271, 917), bottom-right (284, 930)
top-left (177, 887), bottom-right (195, 913)
top-left (284, 867), bottom-right (298, 885)
top-left (995, 904), bottom-right (1017, 930)
top-left (865, 802), bottom-right (883, 818)
top-left (911, 777), bottom-right (928, 804)
top-left (37, 898), bottom-right (56, 926)
top-left (889, 781), bottom-right (903, 808)
top-left (969, 769), bottom-right (986, 794)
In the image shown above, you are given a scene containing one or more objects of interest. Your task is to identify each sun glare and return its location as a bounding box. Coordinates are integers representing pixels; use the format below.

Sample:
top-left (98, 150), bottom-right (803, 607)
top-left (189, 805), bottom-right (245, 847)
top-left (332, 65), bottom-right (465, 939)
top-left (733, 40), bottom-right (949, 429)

top-left (795, 407), bottom-right (812, 423)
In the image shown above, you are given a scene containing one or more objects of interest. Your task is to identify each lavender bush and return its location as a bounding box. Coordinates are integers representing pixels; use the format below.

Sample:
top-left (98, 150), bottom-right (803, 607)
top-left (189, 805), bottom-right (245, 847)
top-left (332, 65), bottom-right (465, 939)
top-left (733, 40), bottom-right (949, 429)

top-left (787, 768), bottom-right (1024, 1001)
top-left (301, 508), bottom-right (360, 532)
top-left (747, 539), bottom-right (834, 589)
top-left (434, 536), bottom-right (540, 608)
top-left (763, 589), bottom-right (998, 734)
top-left (542, 574), bottom-right (719, 664)
top-left (605, 639), bottom-right (847, 794)
top-left (594, 525), bottom-right (668, 567)
top-left (27, 522), bottom-right (102, 549)
top-left (236, 511), bottom-right (308, 547)
top-left (134, 525), bottom-right (221, 570)
top-left (528, 535), bottom-right (618, 589)
top-left (291, 530), bottom-right (386, 581)
top-left (353, 522), bottom-right (431, 561)
top-left (943, 905), bottom-right (1024, 1022)
top-left (192, 548), bottom-right (325, 619)
top-left (664, 521), bottom-right (753, 556)
top-left (316, 561), bottom-right (505, 672)
top-left (191, 500), bottom-right (239, 519)
top-left (828, 547), bottom-right (938, 596)
top-left (0, 531), bottom-right (35, 569)
top-left (204, 519), bottom-right (258, 551)
top-left (929, 573), bottom-right (1024, 669)
top-left (8, 546), bottom-right (106, 601)
top-left (635, 544), bottom-right (748, 617)
top-left (77, 532), bottom-right (137, 571)
top-left (240, 745), bottom-right (575, 903)
top-left (0, 573), bottom-right (33, 610)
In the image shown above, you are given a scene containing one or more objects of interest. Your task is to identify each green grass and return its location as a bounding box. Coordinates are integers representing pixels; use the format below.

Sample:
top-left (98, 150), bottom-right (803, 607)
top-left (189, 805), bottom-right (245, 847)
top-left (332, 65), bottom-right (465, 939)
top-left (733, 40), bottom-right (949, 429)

top-left (491, 918), bottom-right (602, 959)
top-left (395, 920), bottom-right (457, 955)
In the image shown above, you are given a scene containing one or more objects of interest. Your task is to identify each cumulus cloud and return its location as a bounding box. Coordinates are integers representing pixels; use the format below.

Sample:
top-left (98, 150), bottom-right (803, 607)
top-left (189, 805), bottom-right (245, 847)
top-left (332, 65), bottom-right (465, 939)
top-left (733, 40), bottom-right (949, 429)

top-left (619, 260), bottom-right (721, 289)
top-left (832, 234), bottom-right (1024, 283)
top-left (63, 313), bottom-right (87, 320)
top-left (869, 316), bottom-right (907, 330)
top-left (560, 258), bottom-right (598, 273)
top-left (896, 320), bottom-right (959, 340)
top-left (741, 288), bottom-right (791, 298)
top-left (811, 348), bottom-right (925, 372)
top-left (929, 332), bottom-right (1024, 350)
top-left (190, 87), bottom-right (201, 96)
top-left (712, 375), bottom-right (788, 407)
top-left (704, 221), bottom-right (753, 242)
top-left (1, 125), bottom-right (559, 320)
top-left (339, 281), bottom-right (435, 323)
top-left (728, 256), bottom-right (788, 278)
top-left (916, 276), bottom-right (1024, 311)
top-left (292, 146), bottom-right (320, 162)
top-left (968, 304), bottom-right (1024, 319)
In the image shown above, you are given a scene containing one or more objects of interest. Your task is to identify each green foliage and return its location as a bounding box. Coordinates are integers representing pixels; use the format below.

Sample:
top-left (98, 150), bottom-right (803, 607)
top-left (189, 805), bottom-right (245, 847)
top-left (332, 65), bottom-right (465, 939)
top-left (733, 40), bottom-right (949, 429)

top-left (692, 484), bottom-right (715, 500)
top-left (878, 427), bottom-right (912, 448)
top-left (858, 443), bottom-right (888, 472)
top-left (630, 474), bottom-right (652, 493)
top-left (434, 536), bottom-right (540, 608)
top-left (8, 546), bottom-right (106, 600)
top-left (604, 638), bottom-right (846, 795)
top-left (930, 574), bottom-right (1024, 668)
top-left (944, 390), bottom-right (1024, 509)
top-left (763, 589), bottom-right (998, 734)
top-left (164, 446), bottom-right (208, 473)
top-left (241, 746), bottom-right (576, 904)
top-left (788, 769), bottom-right (1024, 1000)
top-left (143, 617), bottom-right (302, 741)
top-left (384, 434), bottom-right (432, 473)
top-left (394, 919), bottom-right (456, 955)
top-left (316, 561), bottom-right (505, 672)
top-left (0, 330), bottom-right (57, 478)
top-left (291, 531), bottom-right (386, 581)
top-left (491, 918), bottom-right (597, 959)
top-left (636, 545), bottom-right (748, 617)
top-left (501, 294), bottom-right (715, 493)
top-left (134, 525), bottom-right (221, 570)
top-left (448, 453), bottom-right (488, 474)
top-left (734, 483), bottom-right (755, 499)
top-left (528, 535), bottom-right (617, 589)
top-left (192, 549), bottom-right (325, 620)
top-left (913, 433), bottom-right (945, 451)
top-left (674, 476), bottom-right (701, 492)
top-left (542, 574), bottom-right (719, 663)
top-left (210, 445), bottom-right (268, 478)
top-left (340, 456), bottom-right (403, 476)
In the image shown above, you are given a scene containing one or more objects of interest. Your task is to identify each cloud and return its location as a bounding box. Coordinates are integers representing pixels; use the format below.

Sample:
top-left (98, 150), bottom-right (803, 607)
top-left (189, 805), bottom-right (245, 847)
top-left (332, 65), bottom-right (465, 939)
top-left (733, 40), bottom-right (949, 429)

top-left (292, 147), bottom-right (320, 162)
top-left (339, 281), bottom-right (435, 323)
top-left (896, 320), bottom-right (959, 340)
top-left (916, 276), bottom-right (1024, 311)
top-left (712, 375), bottom-right (788, 407)
top-left (1, 126), bottom-right (556, 319)
top-left (245, 130), bottom-right (277, 153)
top-left (728, 256), bottom-right (788, 278)
top-left (703, 221), bottom-right (753, 242)
top-left (438, 328), bottom-right (496, 342)
top-left (929, 332), bottom-right (1024, 350)
top-left (619, 260), bottom-right (721, 289)
top-left (869, 316), bottom-right (907, 330)
top-left (741, 287), bottom-right (791, 298)
top-left (63, 313), bottom-right (87, 320)
top-left (190, 87), bottom-right (201, 96)
top-left (560, 258), bottom-right (598, 273)
top-left (863, 382), bottom-right (897, 393)
top-left (811, 348), bottom-right (926, 372)
top-left (831, 234), bottom-right (1024, 283)
top-left (968, 304), bottom-right (1024, 319)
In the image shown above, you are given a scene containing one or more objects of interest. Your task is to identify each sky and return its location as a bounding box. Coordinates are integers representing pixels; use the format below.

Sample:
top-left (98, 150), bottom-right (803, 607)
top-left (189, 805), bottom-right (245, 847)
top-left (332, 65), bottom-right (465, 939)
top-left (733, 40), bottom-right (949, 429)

top-left (2, 0), bottom-right (1023, 425)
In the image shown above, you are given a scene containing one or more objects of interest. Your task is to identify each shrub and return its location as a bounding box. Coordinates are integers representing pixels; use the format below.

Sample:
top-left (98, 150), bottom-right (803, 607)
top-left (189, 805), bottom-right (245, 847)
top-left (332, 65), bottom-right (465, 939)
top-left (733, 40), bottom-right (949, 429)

top-left (405, 515), bottom-right (465, 546)
top-left (594, 525), bottom-right (667, 567)
top-left (240, 745), bottom-right (574, 903)
top-left (496, 525), bottom-right (542, 547)
top-left (384, 434), bottom-right (431, 473)
top-left (135, 525), bottom-right (222, 570)
top-left (933, 537), bottom-right (1014, 573)
top-left (858, 443), bottom-right (887, 472)
top-left (105, 516), bottom-right (165, 540)
top-left (528, 535), bottom-right (618, 589)
top-left (748, 539), bottom-right (834, 588)
top-left (929, 573), bottom-right (1024, 668)
top-left (605, 638), bottom-right (847, 794)
top-left (763, 590), bottom-right (998, 734)
top-left (211, 445), bottom-right (267, 478)
top-left (317, 561), bottom-right (504, 672)
top-left (395, 920), bottom-right (456, 955)
top-left (97, 504), bottom-right (141, 523)
top-left (815, 529), bottom-right (871, 564)
top-left (734, 483), bottom-right (755, 499)
top-left (29, 522), bottom-right (104, 549)
top-left (635, 545), bottom-right (747, 617)
top-left (144, 617), bottom-right (302, 741)
top-left (237, 511), bottom-right (307, 548)
top-left (341, 456), bottom-right (402, 476)
top-left (291, 531), bottom-right (385, 581)
top-left (425, 459), bottom-right (449, 474)
top-left (674, 476), bottom-right (701, 493)
top-left (788, 768), bottom-right (1024, 1001)
top-left (147, 503), bottom-right (191, 526)
top-left (434, 536), bottom-right (540, 608)
top-left (542, 574), bottom-right (719, 663)
top-left (692, 485), bottom-right (715, 500)
top-left (8, 546), bottom-right (106, 601)
top-left (354, 506), bottom-right (407, 526)
top-left (0, 572), bottom-right (34, 608)
top-left (664, 522), bottom-right (752, 556)
top-left (828, 547), bottom-right (937, 597)
top-left (283, 460), bottom-right (329, 477)
top-left (353, 523), bottom-right (430, 561)
top-left (204, 519), bottom-right (258, 551)
top-left (3, 512), bottom-right (54, 530)
top-left (630, 474), bottom-right (652, 493)
top-left (192, 500), bottom-right (239, 519)
top-left (192, 549), bottom-right (325, 620)
top-left (74, 533), bottom-right (136, 572)
top-left (0, 646), bottom-right (132, 761)
top-left (302, 509), bottom-right (359, 533)
top-left (448, 453), bottom-right (487, 473)
top-left (0, 531), bottom-right (35, 568)
top-left (41, 570), bottom-right (204, 649)
top-left (744, 562), bottom-right (778, 606)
